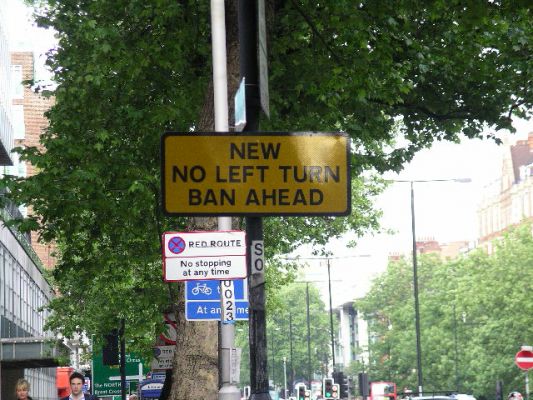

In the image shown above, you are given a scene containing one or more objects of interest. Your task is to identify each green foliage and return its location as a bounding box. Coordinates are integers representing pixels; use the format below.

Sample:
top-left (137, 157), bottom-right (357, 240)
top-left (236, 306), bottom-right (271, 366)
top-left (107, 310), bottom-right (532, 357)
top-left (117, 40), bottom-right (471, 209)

top-left (266, 0), bottom-right (532, 173)
top-left (358, 223), bottom-right (533, 398)
top-left (2, 0), bottom-right (384, 358)
top-left (4, 0), bottom-right (531, 368)
top-left (237, 282), bottom-right (333, 387)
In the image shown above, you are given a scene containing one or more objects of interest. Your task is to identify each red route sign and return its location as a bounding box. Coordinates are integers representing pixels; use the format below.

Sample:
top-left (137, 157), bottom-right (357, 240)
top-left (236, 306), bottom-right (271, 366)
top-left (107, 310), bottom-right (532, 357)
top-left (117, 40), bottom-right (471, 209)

top-left (515, 349), bottom-right (533, 370)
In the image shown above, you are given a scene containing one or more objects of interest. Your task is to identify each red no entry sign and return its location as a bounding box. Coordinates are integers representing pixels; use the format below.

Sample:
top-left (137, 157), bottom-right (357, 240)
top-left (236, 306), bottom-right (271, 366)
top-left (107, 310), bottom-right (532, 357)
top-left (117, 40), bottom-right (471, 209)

top-left (515, 349), bottom-right (533, 370)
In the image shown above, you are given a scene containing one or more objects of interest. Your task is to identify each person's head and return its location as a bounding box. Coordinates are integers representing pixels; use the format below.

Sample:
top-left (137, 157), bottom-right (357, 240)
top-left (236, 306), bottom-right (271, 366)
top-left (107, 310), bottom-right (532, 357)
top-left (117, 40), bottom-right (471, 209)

top-left (69, 371), bottom-right (85, 396)
top-left (508, 392), bottom-right (523, 400)
top-left (129, 394), bottom-right (139, 400)
top-left (15, 379), bottom-right (30, 400)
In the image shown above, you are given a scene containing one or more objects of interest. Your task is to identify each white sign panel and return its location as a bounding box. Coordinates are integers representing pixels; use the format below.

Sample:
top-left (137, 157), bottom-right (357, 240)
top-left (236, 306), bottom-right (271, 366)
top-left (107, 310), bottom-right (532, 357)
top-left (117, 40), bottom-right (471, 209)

top-left (163, 231), bottom-right (247, 281)
top-left (151, 346), bottom-right (175, 370)
top-left (250, 240), bottom-right (265, 286)
top-left (221, 280), bottom-right (236, 324)
top-left (231, 347), bottom-right (242, 384)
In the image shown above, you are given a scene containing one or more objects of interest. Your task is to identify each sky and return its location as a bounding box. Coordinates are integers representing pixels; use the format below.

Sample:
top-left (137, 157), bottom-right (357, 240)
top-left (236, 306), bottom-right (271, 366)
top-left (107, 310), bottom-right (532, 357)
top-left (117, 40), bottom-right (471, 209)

top-left (8, 1), bottom-right (533, 305)
top-left (7, 0), bottom-right (56, 81)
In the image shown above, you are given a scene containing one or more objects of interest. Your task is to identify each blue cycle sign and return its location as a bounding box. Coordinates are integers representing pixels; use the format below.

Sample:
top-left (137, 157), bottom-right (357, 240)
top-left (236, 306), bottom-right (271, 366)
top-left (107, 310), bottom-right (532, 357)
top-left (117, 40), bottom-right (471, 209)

top-left (185, 279), bottom-right (249, 321)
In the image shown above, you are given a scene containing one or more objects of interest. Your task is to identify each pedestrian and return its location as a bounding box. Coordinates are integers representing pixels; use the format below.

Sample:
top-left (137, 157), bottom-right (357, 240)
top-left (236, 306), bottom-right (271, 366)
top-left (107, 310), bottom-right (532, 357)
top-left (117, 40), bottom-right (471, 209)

top-left (129, 395), bottom-right (139, 400)
top-left (15, 378), bottom-right (33, 400)
top-left (60, 371), bottom-right (99, 400)
top-left (508, 392), bottom-right (523, 400)
top-left (402, 388), bottom-right (413, 400)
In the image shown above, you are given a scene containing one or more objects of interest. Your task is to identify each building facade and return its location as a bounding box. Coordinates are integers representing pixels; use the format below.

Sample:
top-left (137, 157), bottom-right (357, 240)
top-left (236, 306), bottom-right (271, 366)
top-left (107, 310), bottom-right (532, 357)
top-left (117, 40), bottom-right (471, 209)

top-left (0, 3), bottom-right (62, 398)
top-left (334, 302), bottom-right (369, 371)
top-left (0, 3), bottom-right (14, 166)
top-left (478, 130), bottom-right (533, 247)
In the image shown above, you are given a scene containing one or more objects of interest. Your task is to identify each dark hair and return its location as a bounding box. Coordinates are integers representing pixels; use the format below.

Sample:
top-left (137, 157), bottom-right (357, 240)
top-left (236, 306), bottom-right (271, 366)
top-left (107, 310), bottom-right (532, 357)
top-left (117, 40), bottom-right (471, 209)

top-left (70, 371), bottom-right (85, 383)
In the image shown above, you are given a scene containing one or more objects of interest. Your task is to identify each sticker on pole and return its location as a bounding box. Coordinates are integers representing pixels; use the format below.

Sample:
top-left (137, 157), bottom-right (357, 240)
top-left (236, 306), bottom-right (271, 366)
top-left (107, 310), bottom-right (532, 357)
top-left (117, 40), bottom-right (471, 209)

top-left (162, 231), bottom-right (247, 281)
top-left (221, 280), bottom-right (237, 324)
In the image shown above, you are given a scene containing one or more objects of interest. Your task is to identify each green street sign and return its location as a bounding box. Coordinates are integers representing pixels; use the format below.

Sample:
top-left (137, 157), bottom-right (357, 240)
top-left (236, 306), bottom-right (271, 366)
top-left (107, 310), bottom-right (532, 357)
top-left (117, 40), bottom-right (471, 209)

top-left (92, 352), bottom-right (149, 396)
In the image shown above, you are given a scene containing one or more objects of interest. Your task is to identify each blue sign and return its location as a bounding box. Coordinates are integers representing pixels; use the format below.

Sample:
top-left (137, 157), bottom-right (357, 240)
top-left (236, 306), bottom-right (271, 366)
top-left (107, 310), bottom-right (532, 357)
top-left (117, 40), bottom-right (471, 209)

top-left (150, 373), bottom-right (166, 381)
top-left (186, 279), bottom-right (247, 301)
top-left (185, 279), bottom-right (249, 321)
top-left (140, 379), bottom-right (164, 399)
top-left (234, 78), bottom-right (246, 132)
top-left (186, 300), bottom-right (249, 320)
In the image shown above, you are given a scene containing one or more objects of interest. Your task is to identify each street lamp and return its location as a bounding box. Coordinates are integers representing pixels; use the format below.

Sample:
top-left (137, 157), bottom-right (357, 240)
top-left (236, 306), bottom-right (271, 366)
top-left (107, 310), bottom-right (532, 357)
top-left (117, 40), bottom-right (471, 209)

top-left (283, 356), bottom-right (288, 400)
top-left (393, 178), bottom-right (471, 395)
top-left (270, 325), bottom-right (281, 388)
top-left (287, 255), bottom-right (369, 376)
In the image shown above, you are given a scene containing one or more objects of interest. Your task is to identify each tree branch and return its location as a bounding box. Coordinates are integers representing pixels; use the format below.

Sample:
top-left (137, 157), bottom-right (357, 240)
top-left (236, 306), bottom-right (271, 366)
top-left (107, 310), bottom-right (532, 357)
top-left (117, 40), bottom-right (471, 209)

top-left (289, 0), bottom-right (342, 63)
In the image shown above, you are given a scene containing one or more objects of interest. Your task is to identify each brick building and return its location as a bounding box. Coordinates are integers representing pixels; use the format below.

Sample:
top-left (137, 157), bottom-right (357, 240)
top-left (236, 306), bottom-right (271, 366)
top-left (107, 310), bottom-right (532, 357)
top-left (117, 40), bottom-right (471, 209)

top-left (11, 51), bottom-right (56, 269)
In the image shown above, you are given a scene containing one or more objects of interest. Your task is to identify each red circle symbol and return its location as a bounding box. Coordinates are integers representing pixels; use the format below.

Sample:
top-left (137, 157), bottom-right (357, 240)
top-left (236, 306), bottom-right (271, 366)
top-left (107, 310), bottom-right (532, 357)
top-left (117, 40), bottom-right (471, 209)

top-left (515, 349), bottom-right (533, 370)
top-left (168, 236), bottom-right (186, 254)
top-left (160, 313), bottom-right (177, 345)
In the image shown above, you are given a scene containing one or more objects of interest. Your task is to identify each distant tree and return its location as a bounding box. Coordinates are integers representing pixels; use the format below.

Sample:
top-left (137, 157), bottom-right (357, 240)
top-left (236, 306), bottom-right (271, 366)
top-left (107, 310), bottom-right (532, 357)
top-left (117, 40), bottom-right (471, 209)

top-left (358, 223), bottom-right (533, 398)
top-left (237, 281), bottom-right (332, 389)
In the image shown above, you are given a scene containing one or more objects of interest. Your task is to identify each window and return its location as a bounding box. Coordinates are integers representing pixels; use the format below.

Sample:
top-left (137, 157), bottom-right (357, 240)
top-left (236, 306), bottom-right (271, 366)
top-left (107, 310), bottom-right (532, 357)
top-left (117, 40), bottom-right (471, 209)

top-left (11, 65), bottom-right (24, 99)
top-left (12, 104), bottom-right (25, 139)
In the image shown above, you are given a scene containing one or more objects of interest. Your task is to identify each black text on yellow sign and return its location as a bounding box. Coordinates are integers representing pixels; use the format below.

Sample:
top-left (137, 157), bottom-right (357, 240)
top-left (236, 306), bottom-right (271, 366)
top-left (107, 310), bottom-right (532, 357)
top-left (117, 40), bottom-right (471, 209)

top-left (161, 132), bottom-right (351, 216)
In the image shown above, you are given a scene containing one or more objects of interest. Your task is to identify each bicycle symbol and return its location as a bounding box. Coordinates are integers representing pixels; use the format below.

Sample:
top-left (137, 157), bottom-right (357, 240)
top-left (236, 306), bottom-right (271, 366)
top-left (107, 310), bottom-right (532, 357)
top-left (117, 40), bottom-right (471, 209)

top-left (191, 283), bottom-right (212, 296)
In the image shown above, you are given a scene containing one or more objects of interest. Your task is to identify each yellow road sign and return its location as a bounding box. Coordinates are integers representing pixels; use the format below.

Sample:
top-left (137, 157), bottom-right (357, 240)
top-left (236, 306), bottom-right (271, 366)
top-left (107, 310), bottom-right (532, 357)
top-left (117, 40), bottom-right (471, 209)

top-left (161, 132), bottom-right (351, 216)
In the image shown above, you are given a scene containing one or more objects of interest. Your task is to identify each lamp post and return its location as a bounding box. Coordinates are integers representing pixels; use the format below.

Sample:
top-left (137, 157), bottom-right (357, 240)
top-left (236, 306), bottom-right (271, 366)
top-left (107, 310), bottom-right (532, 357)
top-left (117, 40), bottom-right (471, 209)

top-left (394, 178), bottom-right (471, 395)
top-left (293, 278), bottom-right (341, 379)
top-left (283, 356), bottom-right (288, 400)
top-left (289, 312), bottom-right (294, 392)
top-left (327, 260), bottom-right (335, 371)
top-left (306, 282), bottom-right (312, 386)
top-left (270, 326), bottom-right (280, 389)
top-left (286, 255), bottom-right (369, 376)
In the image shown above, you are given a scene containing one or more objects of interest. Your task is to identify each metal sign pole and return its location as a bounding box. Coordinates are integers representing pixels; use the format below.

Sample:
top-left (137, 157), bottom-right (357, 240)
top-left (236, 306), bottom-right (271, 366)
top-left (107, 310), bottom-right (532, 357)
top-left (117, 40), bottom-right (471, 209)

top-left (526, 370), bottom-right (530, 400)
top-left (239, 0), bottom-right (270, 398)
top-left (211, 1), bottom-right (240, 399)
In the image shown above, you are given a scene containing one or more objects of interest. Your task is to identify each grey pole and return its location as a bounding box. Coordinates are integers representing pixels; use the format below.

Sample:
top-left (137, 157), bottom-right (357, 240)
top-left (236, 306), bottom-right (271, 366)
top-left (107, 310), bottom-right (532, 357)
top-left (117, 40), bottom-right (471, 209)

top-left (211, 1), bottom-right (240, 399)
top-left (239, 0), bottom-right (270, 398)
top-left (120, 319), bottom-right (126, 400)
top-left (392, 178), bottom-right (471, 395)
top-left (328, 259), bottom-right (336, 372)
top-left (410, 182), bottom-right (423, 395)
top-left (306, 283), bottom-right (312, 385)
top-left (453, 304), bottom-right (459, 392)
top-left (283, 357), bottom-right (288, 400)
top-left (289, 313), bottom-right (294, 393)
top-left (526, 370), bottom-right (530, 400)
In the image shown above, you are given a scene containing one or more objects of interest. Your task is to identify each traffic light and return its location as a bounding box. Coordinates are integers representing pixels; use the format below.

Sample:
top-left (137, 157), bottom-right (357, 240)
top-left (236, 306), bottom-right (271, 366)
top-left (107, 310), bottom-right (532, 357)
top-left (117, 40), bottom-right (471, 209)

top-left (338, 372), bottom-right (349, 398)
top-left (102, 330), bottom-right (119, 365)
top-left (332, 383), bottom-right (340, 399)
top-left (305, 389), bottom-right (311, 399)
top-left (324, 378), bottom-right (334, 398)
top-left (298, 384), bottom-right (307, 400)
top-left (358, 372), bottom-right (369, 398)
